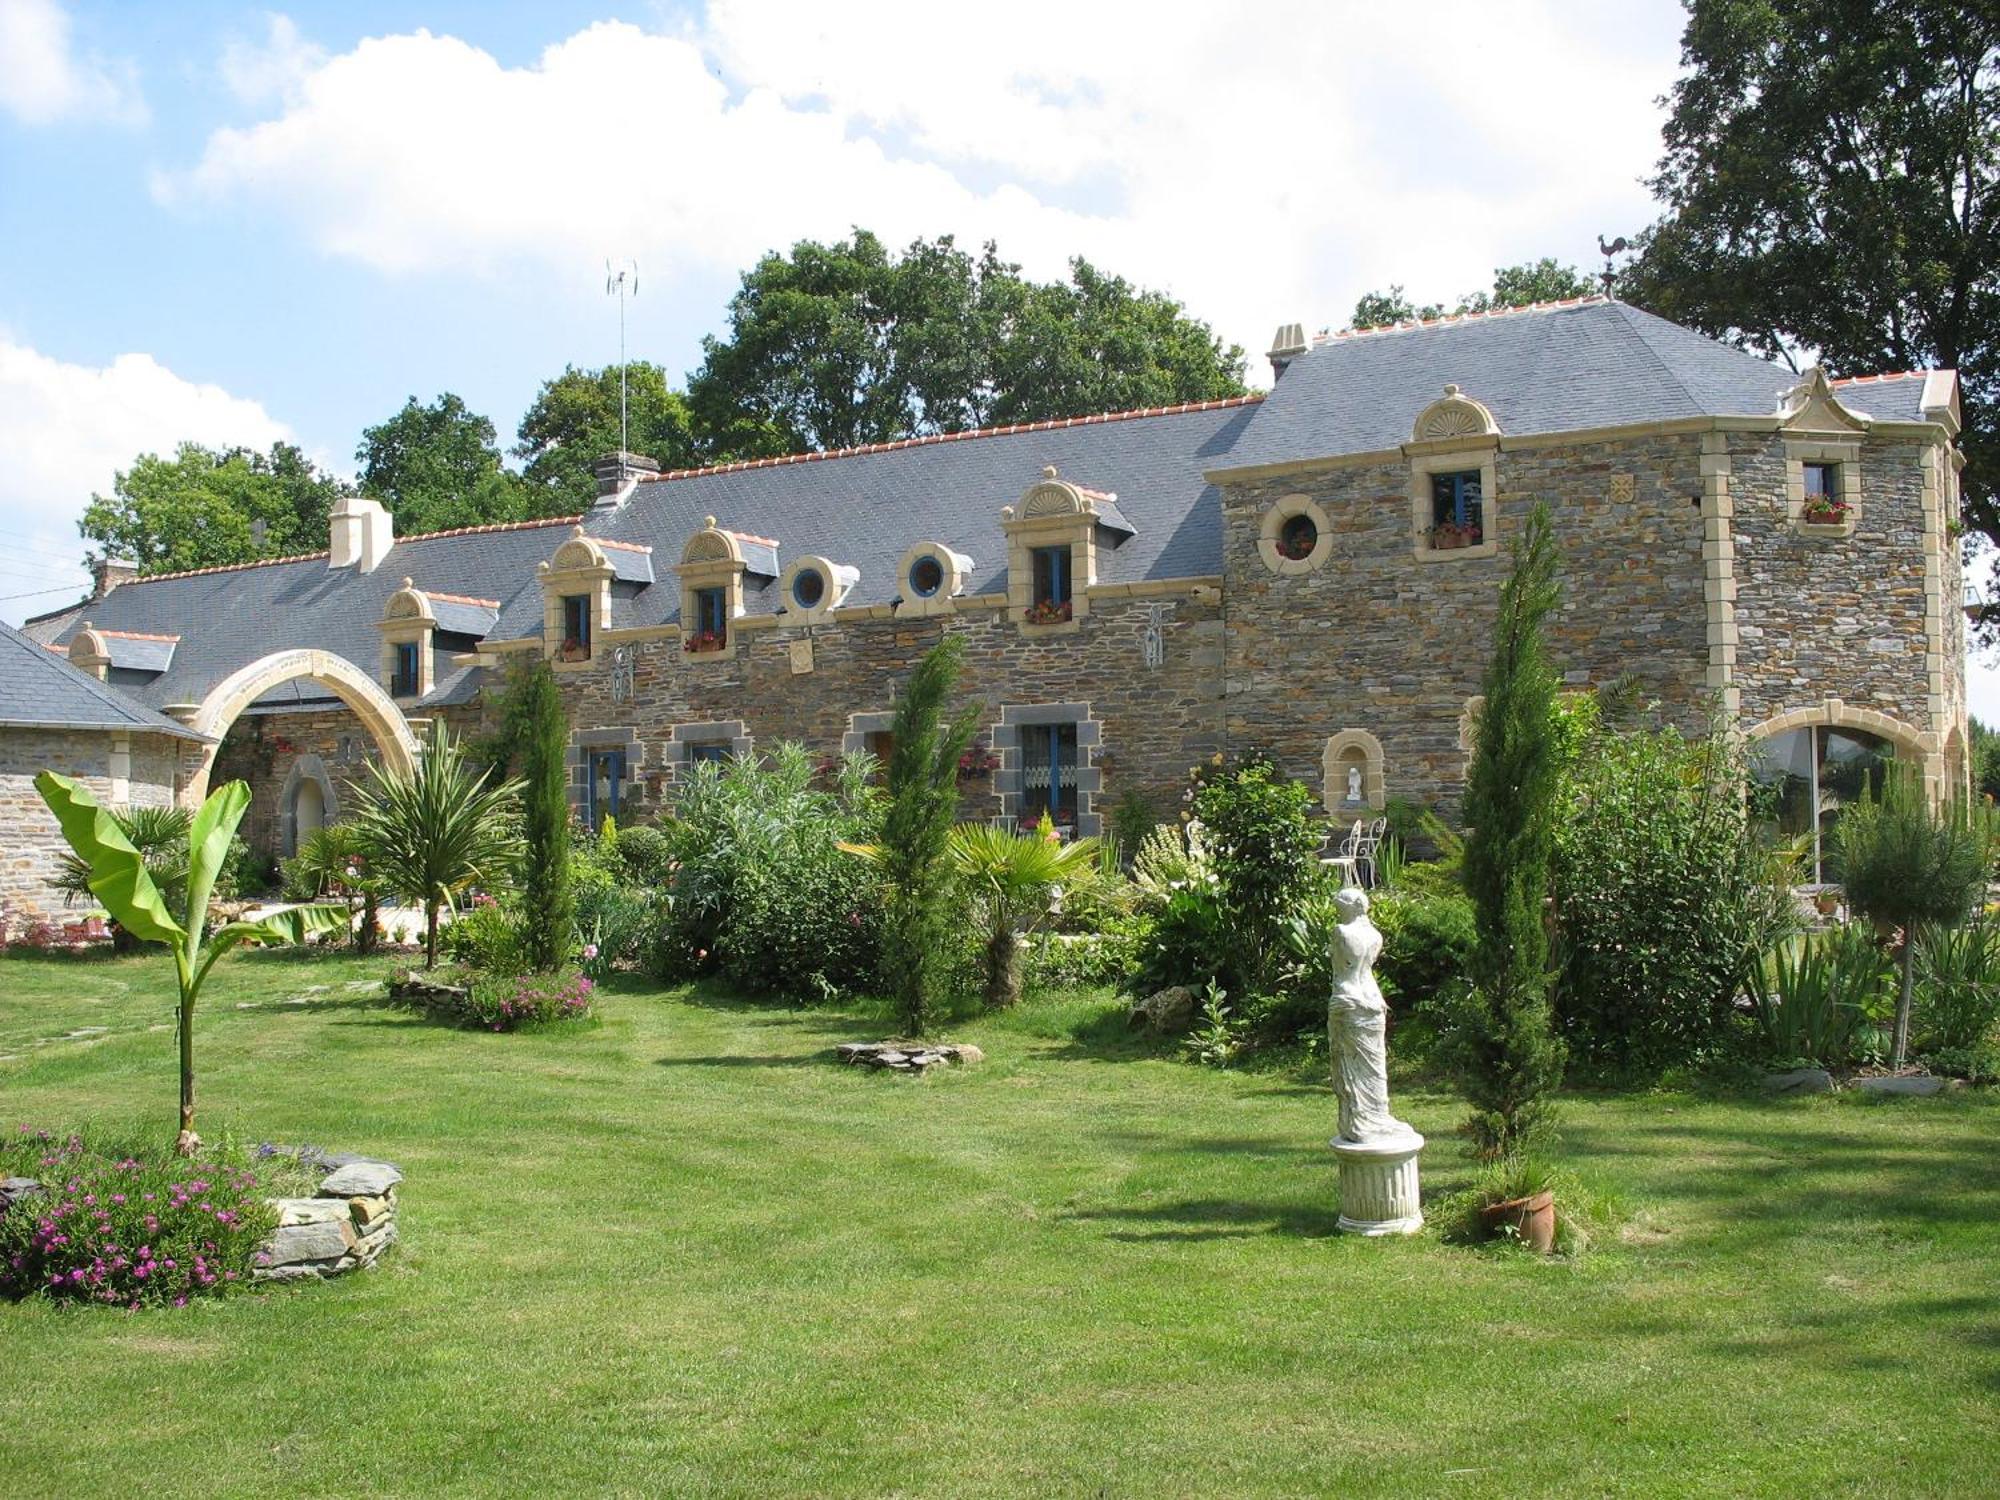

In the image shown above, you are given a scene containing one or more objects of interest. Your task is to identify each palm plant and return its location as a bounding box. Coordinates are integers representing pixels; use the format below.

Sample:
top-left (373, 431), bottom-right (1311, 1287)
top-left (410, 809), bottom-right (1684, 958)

top-left (290, 823), bottom-right (385, 953)
top-left (36, 772), bottom-right (348, 1154)
top-left (51, 804), bottom-right (195, 949)
top-left (948, 821), bottom-right (1102, 1008)
top-left (350, 725), bottom-right (525, 968)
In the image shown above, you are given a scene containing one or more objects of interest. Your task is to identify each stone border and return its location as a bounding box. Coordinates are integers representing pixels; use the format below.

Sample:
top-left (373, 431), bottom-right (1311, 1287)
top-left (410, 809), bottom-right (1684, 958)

top-left (253, 1149), bottom-right (402, 1283)
top-left (836, 1041), bottom-right (983, 1073)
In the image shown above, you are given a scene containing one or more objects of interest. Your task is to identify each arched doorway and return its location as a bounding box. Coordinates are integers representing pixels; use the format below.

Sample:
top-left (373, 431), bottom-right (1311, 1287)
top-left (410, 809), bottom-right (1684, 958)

top-left (1746, 701), bottom-right (1927, 885)
top-left (280, 753), bottom-right (337, 855)
top-left (178, 649), bottom-right (418, 808)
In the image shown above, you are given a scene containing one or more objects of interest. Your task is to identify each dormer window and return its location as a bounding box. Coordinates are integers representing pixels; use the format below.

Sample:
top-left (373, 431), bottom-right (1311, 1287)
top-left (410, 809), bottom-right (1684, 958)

top-left (392, 641), bottom-right (420, 698)
top-left (1029, 544), bottom-right (1073, 624)
top-left (686, 586), bottom-right (728, 653)
top-left (908, 555), bottom-right (944, 598)
top-left (1429, 470), bottom-right (1484, 550)
top-left (1802, 461), bottom-right (1848, 523)
top-left (791, 568), bottom-right (825, 611)
top-left (561, 594), bottom-right (592, 661)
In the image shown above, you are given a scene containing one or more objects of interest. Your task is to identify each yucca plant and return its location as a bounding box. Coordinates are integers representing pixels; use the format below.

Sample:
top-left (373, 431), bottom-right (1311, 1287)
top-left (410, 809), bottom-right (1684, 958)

top-left (947, 820), bottom-right (1102, 1008)
top-left (36, 772), bottom-right (349, 1154)
top-left (350, 725), bottom-right (525, 968)
top-left (1747, 926), bottom-right (1891, 1069)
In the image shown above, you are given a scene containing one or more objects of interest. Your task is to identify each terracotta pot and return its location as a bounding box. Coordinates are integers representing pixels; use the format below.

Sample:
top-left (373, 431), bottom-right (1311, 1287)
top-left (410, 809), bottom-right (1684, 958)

top-left (1479, 1189), bottom-right (1556, 1253)
top-left (1814, 892), bottom-right (1841, 916)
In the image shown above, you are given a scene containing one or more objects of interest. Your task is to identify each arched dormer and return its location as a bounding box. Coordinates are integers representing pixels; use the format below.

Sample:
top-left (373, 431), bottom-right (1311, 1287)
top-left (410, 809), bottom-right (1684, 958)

top-left (897, 541), bottom-right (975, 617)
top-left (1406, 384), bottom-right (1502, 561)
top-left (378, 578), bottom-right (435, 699)
top-left (539, 526), bottom-right (616, 667)
top-left (676, 517), bottom-right (777, 661)
top-left (1005, 467), bottom-right (1103, 630)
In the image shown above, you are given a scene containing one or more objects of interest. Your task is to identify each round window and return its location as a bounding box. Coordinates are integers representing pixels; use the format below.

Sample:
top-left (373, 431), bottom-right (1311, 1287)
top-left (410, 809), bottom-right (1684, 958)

top-left (791, 568), bottom-right (826, 610)
top-left (908, 554), bottom-right (946, 598)
top-left (1276, 512), bottom-right (1319, 561)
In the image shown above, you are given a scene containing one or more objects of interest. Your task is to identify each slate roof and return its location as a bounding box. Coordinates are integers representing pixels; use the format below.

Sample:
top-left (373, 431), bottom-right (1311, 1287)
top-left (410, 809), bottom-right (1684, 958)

top-left (42, 300), bottom-right (1953, 720)
top-left (1215, 297), bottom-right (1943, 474)
top-left (0, 621), bottom-right (208, 739)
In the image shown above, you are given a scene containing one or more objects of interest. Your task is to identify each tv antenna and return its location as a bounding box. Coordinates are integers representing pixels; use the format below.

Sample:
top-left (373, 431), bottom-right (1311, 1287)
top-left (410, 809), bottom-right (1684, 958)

top-left (606, 258), bottom-right (640, 453)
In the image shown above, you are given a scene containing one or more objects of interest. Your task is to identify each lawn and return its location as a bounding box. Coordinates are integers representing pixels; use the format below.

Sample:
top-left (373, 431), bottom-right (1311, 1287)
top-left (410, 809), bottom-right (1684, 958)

top-left (0, 950), bottom-right (1995, 1498)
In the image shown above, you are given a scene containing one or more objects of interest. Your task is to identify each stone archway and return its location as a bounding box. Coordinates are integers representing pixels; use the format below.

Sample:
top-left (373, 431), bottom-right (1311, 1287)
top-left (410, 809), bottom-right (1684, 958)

top-left (177, 649), bottom-right (418, 807)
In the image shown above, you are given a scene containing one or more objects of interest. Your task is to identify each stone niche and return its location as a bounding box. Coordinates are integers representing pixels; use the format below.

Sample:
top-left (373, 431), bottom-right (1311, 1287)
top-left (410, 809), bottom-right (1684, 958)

top-left (251, 1149), bottom-right (402, 1283)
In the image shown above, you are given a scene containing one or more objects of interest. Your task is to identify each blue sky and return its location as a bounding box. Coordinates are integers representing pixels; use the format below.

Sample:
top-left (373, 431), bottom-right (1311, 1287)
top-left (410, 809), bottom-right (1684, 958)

top-left (2, 0), bottom-right (1992, 715)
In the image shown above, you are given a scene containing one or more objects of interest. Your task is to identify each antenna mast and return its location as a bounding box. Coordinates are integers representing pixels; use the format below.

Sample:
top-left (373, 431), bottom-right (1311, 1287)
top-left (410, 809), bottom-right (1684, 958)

top-left (605, 258), bottom-right (640, 453)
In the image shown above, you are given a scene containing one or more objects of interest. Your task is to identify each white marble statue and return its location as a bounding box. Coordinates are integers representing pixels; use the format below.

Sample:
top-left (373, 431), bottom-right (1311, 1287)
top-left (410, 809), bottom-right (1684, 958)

top-left (1328, 884), bottom-right (1412, 1144)
top-left (1346, 763), bottom-right (1363, 804)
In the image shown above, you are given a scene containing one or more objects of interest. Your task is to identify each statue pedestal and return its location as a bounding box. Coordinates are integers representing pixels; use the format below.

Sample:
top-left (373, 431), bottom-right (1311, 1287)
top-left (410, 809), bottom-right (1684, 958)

top-left (1330, 1129), bottom-right (1425, 1236)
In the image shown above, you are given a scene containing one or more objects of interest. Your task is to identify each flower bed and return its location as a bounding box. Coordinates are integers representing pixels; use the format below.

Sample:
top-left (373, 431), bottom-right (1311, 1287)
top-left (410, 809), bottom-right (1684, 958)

top-left (388, 966), bottom-right (596, 1031)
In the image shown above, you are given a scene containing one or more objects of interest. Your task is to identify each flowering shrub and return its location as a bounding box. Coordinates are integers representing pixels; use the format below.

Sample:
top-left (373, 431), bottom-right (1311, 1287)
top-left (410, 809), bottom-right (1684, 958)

top-left (465, 969), bottom-right (596, 1030)
top-left (0, 1129), bottom-right (281, 1308)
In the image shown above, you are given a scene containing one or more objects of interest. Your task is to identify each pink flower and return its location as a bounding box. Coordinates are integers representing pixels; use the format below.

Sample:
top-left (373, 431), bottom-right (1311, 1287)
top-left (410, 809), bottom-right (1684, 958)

top-left (583, 943), bottom-right (600, 961)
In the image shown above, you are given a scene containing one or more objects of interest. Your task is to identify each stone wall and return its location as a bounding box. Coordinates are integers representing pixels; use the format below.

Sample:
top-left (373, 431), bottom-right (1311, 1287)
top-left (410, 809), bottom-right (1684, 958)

top-left (253, 1153), bottom-right (401, 1283)
top-left (0, 727), bottom-right (180, 925)
top-left (511, 586), bottom-right (1226, 836)
top-left (1217, 432), bottom-right (1714, 816)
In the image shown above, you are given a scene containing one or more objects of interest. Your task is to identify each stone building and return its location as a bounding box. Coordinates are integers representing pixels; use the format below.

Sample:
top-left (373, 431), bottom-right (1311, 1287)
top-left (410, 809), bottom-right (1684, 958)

top-left (0, 620), bottom-right (210, 926)
top-left (16, 297), bottom-right (1969, 885)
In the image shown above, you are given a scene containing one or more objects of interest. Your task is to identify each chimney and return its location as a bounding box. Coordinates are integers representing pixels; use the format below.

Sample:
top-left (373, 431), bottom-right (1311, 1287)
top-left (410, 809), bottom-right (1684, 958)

top-left (329, 495), bottom-right (394, 573)
top-left (592, 451), bottom-right (661, 508)
top-left (1267, 323), bottom-right (1308, 382)
top-left (90, 557), bottom-right (138, 600)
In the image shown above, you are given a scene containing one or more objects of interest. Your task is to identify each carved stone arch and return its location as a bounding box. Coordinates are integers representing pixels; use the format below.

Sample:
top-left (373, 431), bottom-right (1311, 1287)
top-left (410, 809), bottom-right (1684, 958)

top-left (550, 530), bottom-right (610, 572)
top-left (180, 649), bottom-right (418, 806)
top-left (1322, 729), bottom-right (1386, 812)
top-left (278, 752), bottom-right (339, 857)
top-left (381, 580), bottom-right (432, 622)
top-left (1412, 384), bottom-right (1500, 443)
top-left (1743, 696), bottom-right (1940, 802)
top-left (681, 526), bottom-right (741, 566)
top-left (1021, 479), bottom-right (1088, 518)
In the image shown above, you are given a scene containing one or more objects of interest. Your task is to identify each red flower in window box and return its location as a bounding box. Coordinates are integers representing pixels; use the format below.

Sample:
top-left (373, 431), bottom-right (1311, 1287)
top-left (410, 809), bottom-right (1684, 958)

top-left (957, 740), bottom-right (999, 780)
top-left (1024, 598), bottom-right (1073, 625)
top-left (1429, 521), bottom-right (1481, 550)
top-left (557, 637), bottom-right (591, 662)
top-left (683, 629), bottom-right (728, 654)
top-left (1802, 496), bottom-right (1851, 524)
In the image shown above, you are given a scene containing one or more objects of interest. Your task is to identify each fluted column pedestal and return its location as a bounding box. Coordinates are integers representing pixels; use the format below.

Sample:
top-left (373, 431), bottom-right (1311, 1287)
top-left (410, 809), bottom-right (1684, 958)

top-left (1330, 1129), bottom-right (1424, 1236)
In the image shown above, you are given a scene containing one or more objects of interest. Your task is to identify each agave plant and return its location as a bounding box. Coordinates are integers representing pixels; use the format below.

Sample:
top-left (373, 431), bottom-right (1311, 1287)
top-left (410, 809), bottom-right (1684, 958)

top-left (36, 772), bottom-right (350, 1154)
top-left (350, 724), bottom-right (524, 968)
top-left (947, 820), bottom-right (1102, 1009)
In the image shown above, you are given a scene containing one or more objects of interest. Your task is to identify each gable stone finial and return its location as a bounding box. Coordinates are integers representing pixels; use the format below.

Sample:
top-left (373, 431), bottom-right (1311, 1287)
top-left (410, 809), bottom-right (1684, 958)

top-left (402, 577), bottom-right (414, 589)
top-left (703, 515), bottom-right (717, 529)
top-left (1042, 465), bottom-right (1058, 480)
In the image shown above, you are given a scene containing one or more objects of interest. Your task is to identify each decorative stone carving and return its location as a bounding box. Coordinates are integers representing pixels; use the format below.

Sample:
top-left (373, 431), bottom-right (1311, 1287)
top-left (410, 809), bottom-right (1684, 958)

top-left (1411, 384), bottom-right (1500, 443)
top-left (1142, 603), bottom-right (1166, 668)
top-left (1326, 885), bottom-right (1423, 1235)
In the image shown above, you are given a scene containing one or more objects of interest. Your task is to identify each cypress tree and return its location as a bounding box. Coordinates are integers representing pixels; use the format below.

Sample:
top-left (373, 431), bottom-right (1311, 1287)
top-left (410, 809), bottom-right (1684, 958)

top-left (514, 656), bottom-right (575, 973)
top-left (878, 637), bottom-right (980, 1036)
top-left (1445, 502), bottom-right (1568, 1157)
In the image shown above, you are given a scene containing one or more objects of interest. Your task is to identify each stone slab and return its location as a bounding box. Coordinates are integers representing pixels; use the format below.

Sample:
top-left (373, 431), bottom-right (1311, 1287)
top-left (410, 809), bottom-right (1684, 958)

top-left (1763, 1068), bottom-right (1836, 1095)
top-left (275, 1197), bottom-right (348, 1227)
top-left (264, 1218), bottom-right (357, 1267)
top-left (1854, 1075), bottom-right (1945, 1096)
top-left (318, 1161), bottom-right (403, 1197)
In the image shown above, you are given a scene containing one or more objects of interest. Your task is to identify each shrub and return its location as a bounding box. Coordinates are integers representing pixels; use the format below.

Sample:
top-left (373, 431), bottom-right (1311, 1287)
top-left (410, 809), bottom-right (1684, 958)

top-left (1552, 720), bottom-right (1796, 1076)
top-left (948, 820), bottom-right (1103, 1008)
top-left (465, 969), bottom-right (596, 1030)
top-left (1915, 918), bottom-right (2000, 1066)
top-left (1185, 755), bottom-right (1325, 997)
top-left (440, 896), bottom-right (527, 973)
top-left (1746, 926), bottom-right (1892, 1069)
top-left (576, 882), bottom-right (652, 982)
top-left (653, 744), bottom-right (886, 1000)
top-left (1134, 882), bottom-right (1231, 997)
top-left (0, 1129), bottom-right (283, 1307)
top-left (1372, 888), bottom-right (1477, 1019)
top-left (1023, 924), bottom-right (1142, 990)
top-left (613, 823), bottom-right (673, 885)
top-left (1442, 502), bottom-right (1567, 1158)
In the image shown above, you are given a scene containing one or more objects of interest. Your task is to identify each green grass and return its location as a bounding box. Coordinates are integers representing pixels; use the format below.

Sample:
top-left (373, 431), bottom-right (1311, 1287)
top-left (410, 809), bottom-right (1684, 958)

top-left (1, 951), bottom-right (1996, 1498)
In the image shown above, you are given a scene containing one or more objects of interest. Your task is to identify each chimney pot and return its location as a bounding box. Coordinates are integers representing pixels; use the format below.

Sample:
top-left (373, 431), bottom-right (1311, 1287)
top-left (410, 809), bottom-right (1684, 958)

top-left (1267, 322), bottom-right (1308, 382)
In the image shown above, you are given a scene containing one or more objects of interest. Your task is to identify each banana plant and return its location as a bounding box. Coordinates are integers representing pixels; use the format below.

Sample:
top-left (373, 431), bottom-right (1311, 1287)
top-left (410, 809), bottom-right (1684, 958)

top-left (35, 771), bottom-right (351, 1155)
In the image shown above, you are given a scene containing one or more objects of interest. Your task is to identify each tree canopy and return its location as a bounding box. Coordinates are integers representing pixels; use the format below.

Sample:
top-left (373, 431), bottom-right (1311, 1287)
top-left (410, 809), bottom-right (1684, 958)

top-left (514, 363), bottom-right (699, 514)
top-left (687, 230), bottom-right (1246, 457)
top-left (1621, 0), bottom-right (1999, 580)
top-left (78, 442), bottom-right (351, 575)
top-left (1351, 259), bottom-right (1597, 331)
top-left (355, 393), bottom-right (525, 536)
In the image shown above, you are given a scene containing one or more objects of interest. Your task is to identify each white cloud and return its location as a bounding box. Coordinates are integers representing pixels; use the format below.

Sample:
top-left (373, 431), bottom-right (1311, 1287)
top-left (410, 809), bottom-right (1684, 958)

top-left (219, 13), bottom-right (326, 108)
top-left (0, 0), bottom-right (144, 126)
top-left (0, 338), bottom-right (288, 624)
top-left (156, 3), bottom-right (1683, 369)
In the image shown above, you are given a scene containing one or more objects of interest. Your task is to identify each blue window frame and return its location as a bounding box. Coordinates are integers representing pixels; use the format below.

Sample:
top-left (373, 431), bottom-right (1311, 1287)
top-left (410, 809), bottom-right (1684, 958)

top-left (1804, 462), bottom-right (1839, 502)
top-left (1429, 470), bottom-right (1484, 541)
top-left (688, 742), bottom-right (730, 766)
top-left (584, 747), bottom-right (625, 830)
top-left (562, 594), bottom-right (591, 654)
top-left (694, 587), bottom-right (728, 640)
top-left (1019, 722), bottom-right (1079, 830)
top-left (1031, 545), bottom-right (1072, 608)
top-left (391, 641), bottom-right (419, 697)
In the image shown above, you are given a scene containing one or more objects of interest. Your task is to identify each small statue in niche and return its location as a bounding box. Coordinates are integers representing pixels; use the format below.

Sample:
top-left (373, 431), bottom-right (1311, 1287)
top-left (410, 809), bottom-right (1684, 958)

top-left (1327, 884), bottom-right (1413, 1144)
top-left (1345, 762), bottom-right (1364, 805)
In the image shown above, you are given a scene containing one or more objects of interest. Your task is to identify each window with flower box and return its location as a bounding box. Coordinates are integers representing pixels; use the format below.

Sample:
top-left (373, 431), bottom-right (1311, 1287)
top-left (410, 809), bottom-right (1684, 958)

top-left (1802, 461), bottom-right (1849, 524)
top-left (1429, 470), bottom-right (1484, 549)
top-left (560, 594), bottom-right (592, 660)
top-left (1018, 722), bottom-right (1079, 830)
top-left (686, 587), bottom-right (728, 652)
top-left (1028, 545), bottom-right (1073, 624)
